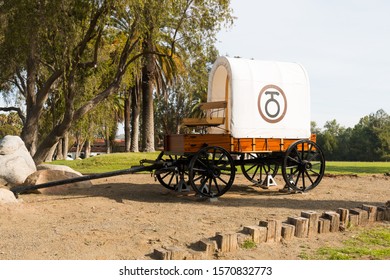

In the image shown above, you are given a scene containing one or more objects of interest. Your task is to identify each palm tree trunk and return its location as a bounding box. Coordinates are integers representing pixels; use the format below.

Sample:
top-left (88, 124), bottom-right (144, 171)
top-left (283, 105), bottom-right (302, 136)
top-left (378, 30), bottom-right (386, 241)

top-left (124, 87), bottom-right (131, 152)
top-left (130, 84), bottom-right (141, 152)
top-left (141, 38), bottom-right (155, 152)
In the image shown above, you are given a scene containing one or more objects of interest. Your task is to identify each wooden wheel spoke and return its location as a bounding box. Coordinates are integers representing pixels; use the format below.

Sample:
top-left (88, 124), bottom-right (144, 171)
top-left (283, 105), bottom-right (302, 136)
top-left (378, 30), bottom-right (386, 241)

top-left (160, 171), bottom-right (172, 180)
top-left (167, 173), bottom-right (175, 186)
top-left (304, 169), bottom-right (316, 185)
top-left (246, 164), bottom-right (258, 173)
top-left (193, 174), bottom-right (205, 183)
top-left (195, 158), bottom-right (209, 169)
top-left (294, 171), bottom-right (302, 186)
top-left (212, 178), bottom-right (221, 193)
top-left (251, 165), bottom-right (261, 180)
top-left (216, 175), bottom-right (229, 186)
top-left (287, 155), bottom-right (300, 165)
top-left (306, 151), bottom-right (318, 162)
top-left (215, 153), bottom-right (225, 166)
top-left (307, 167), bottom-right (321, 177)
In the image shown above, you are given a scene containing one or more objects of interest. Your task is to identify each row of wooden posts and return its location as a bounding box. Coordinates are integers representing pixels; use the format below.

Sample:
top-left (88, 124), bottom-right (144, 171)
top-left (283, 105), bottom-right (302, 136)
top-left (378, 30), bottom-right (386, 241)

top-left (153, 203), bottom-right (390, 260)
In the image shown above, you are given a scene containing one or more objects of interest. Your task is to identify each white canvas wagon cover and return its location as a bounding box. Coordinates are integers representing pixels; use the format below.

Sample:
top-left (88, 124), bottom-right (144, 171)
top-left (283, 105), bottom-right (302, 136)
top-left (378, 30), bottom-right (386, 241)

top-left (207, 56), bottom-right (311, 139)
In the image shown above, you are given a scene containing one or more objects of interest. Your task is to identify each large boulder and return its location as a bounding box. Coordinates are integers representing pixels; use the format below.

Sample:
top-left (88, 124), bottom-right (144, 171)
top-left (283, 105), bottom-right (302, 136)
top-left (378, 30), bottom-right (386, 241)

top-left (37, 164), bottom-right (82, 176)
top-left (23, 169), bottom-right (92, 195)
top-left (0, 188), bottom-right (18, 204)
top-left (0, 135), bottom-right (36, 187)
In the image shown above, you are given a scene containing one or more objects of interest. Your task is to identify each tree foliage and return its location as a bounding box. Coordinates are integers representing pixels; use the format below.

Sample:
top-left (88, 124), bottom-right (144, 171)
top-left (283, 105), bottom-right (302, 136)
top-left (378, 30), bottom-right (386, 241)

top-left (0, 112), bottom-right (23, 138)
top-left (0, 0), bottom-right (233, 163)
top-left (315, 109), bottom-right (390, 161)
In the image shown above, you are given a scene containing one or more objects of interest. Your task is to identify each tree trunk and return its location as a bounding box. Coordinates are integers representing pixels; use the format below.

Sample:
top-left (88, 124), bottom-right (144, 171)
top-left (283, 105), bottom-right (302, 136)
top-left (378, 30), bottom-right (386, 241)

top-left (44, 142), bottom-right (58, 162)
top-left (124, 87), bottom-right (131, 152)
top-left (56, 138), bottom-right (64, 160)
top-left (21, 41), bottom-right (39, 155)
top-left (131, 84), bottom-right (141, 152)
top-left (62, 131), bottom-right (69, 159)
top-left (109, 125), bottom-right (117, 152)
top-left (141, 41), bottom-right (155, 152)
top-left (84, 139), bottom-right (91, 158)
top-left (21, 113), bottom-right (39, 156)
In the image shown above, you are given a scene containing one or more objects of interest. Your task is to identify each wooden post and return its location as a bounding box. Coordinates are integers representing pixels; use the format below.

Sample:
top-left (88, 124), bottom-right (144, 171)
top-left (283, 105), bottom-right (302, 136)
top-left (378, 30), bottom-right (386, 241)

top-left (376, 207), bottom-right (385, 221)
top-left (318, 218), bottom-right (330, 234)
top-left (166, 246), bottom-right (188, 260)
top-left (337, 208), bottom-right (350, 227)
top-left (194, 239), bottom-right (218, 256)
top-left (323, 211), bottom-right (340, 232)
top-left (362, 205), bottom-right (378, 223)
top-left (215, 232), bottom-right (238, 253)
top-left (377, 206), bottom-right (390, 221)
top-left (186, 250), bottom-right (205, 260)
top-left (281, 223), bottom-right (295, 240)
top-left (350, 208), bottom-right (369, 225)
top-left (153, 246), bottom-right (188, 260)
top-left (287, 216), bottom-right (309, 238)
top-left (243, 226), bottom-right (267, 244)
top-left (383, 206), bottom-right (390, 221)
top-left (153, 248), bottom-right (171, 260)
top-left (259, 219), bottom-right (282, 242)
top-left (301, 211), bottom-right (320, 237)
top-left (348, 213), bottom-right (359, 226)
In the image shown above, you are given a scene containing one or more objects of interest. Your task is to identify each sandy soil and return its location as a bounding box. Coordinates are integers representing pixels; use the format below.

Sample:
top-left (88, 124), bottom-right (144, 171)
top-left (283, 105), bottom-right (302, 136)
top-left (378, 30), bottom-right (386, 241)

top-left (0, 174), bottom-right (389, 260)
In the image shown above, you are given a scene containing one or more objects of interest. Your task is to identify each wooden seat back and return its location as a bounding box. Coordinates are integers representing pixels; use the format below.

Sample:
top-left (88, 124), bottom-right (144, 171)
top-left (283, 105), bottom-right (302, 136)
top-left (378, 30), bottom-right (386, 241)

top-left (182, 101), bottom-right (227, 127)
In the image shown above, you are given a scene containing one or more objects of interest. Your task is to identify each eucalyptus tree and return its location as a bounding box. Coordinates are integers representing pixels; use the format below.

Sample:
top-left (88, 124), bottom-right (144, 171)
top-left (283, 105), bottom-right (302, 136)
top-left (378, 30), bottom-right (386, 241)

top-left (0, 0), bottom-right (233, 163)
top-left (0, 0), bottom-right (146, 164)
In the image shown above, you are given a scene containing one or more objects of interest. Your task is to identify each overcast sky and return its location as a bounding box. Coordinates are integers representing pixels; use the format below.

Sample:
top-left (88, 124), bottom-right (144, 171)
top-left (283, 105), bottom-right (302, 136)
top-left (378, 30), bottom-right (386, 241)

top-left (216, 0), bottom-right (390, 128)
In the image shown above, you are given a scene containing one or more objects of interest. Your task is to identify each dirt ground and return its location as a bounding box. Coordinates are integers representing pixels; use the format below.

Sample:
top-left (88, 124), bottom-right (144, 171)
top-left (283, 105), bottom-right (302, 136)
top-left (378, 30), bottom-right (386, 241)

top-left (0, 173), bottom-right (389, 260)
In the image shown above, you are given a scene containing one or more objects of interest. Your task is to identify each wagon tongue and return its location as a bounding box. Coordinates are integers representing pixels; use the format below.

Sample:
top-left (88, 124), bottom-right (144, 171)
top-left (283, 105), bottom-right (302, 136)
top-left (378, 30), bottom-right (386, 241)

top-left (10, 160), bottom-right (162, 196)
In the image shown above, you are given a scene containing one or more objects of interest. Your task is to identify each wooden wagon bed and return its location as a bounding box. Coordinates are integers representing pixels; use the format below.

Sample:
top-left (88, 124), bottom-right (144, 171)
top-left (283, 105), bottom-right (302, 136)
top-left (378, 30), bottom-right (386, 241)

top-left (164, 133), bottom-right (316, 154)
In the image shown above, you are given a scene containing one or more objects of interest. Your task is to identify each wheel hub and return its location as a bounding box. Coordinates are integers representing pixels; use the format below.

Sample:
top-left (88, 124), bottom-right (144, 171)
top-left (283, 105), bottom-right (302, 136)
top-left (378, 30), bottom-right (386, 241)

top-left (208, 166), bottom-right (221, 178)
top-left (301, 160), bottom-right (312, 170)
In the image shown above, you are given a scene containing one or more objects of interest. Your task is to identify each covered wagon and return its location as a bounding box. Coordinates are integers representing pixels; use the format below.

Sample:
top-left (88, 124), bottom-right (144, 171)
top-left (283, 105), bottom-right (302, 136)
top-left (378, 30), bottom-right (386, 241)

top-left (160, 56), bottom-right (325, 197)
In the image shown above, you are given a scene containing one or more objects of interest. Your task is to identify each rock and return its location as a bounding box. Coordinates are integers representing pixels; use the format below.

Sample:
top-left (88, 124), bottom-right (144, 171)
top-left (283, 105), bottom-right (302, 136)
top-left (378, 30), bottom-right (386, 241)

top-left (0, 188), bottom-right (18, 204)
top-left (0, 135), bottom-right (36, 186)
top-left (0, 177), bottom-right (8, 188)
top-left (37, 164), bottom-right (82, 176)
top-left (23, 169), bottom-right (92, 195)
top-left (0, 135), bottom-right (25, 155)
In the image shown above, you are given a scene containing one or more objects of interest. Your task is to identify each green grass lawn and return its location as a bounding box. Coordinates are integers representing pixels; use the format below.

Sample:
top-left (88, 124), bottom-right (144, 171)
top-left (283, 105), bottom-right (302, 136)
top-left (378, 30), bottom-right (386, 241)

top-left (308, 225), bottom-right (390, 260)
top-left (51, 152), bottom-right (161, 174)
top-left (49, 152), bottom-right (390, 175)
top-left (325, 161), bottom-right (390, 175)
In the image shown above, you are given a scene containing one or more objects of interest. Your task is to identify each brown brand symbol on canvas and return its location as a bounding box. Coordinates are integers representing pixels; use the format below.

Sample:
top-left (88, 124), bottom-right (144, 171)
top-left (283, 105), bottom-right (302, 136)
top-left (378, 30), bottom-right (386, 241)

top-left (258, 84), bottom-right (287, 123)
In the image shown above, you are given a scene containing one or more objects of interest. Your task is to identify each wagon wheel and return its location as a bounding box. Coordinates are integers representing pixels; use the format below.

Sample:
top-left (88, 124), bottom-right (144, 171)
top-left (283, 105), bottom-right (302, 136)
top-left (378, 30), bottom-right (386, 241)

top-left (155, 151), bottom-right (189, 191)
top-left (282, 139), bottom-right (325, 192)
top-left (240, 153), bottom-right (279, 185)
top-left (188, 146), bottom-right (236, 198)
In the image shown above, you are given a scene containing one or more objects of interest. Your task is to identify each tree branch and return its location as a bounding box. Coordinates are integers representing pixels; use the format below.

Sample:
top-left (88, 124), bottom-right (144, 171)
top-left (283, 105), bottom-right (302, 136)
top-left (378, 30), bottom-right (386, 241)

top-left (0, 106), bottom-right (26, 124)
top-left (169, 0), bottom-right (194, 57)
top-left (35, 69), bottom-right (63, 108)
top-left (79, 27), bottom-right (103, 69)
top-left (73, 3), bottom-right (108, 64)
